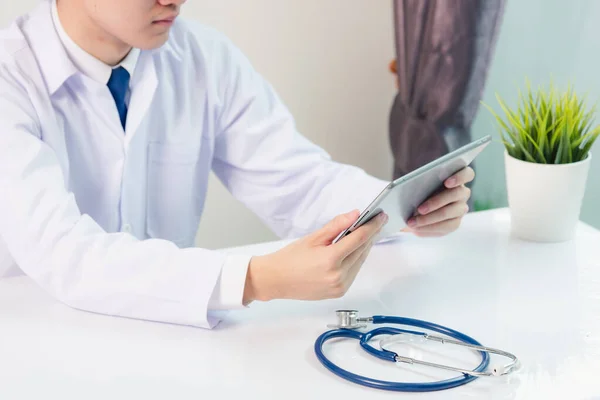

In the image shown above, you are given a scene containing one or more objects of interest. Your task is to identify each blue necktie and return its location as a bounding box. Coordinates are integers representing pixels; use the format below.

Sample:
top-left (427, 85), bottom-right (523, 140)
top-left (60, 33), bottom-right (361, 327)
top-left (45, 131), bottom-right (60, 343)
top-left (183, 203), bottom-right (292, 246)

top-left (107, 67), bottom-right (130, 130)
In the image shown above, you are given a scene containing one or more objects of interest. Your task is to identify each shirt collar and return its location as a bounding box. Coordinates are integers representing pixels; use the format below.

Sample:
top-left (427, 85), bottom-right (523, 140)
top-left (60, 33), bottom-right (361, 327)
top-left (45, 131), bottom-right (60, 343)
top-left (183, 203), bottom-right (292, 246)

top-left (50, 0), bottom-right (140, 85)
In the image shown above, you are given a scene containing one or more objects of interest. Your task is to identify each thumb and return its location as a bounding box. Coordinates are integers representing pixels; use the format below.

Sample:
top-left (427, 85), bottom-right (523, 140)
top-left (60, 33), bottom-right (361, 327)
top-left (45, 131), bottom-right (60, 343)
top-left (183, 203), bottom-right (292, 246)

top-left (310, 209), bottom-right (360, 245)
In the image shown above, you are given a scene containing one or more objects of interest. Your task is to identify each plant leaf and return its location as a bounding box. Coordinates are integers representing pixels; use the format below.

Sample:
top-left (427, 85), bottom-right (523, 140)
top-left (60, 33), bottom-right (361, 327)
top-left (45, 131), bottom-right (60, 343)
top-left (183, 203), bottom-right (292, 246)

top-left (495, 94), bottom-right (538, 162)
top-left (483, 79), bottom-right (598, 164)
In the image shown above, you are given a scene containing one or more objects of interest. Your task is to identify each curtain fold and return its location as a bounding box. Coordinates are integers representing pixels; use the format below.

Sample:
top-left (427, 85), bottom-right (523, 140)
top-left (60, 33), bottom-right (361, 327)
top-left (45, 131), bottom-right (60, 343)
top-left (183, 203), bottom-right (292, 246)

top-left (389, 0), bottom-right (505, 183)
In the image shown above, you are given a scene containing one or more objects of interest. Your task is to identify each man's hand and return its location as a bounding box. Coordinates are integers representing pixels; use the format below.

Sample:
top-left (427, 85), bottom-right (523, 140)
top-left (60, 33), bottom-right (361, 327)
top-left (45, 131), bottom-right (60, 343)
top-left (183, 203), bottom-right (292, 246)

top-left (403, 166), bottom-right (475, 237)
top-left (243, 209), bottom-right (388, 304)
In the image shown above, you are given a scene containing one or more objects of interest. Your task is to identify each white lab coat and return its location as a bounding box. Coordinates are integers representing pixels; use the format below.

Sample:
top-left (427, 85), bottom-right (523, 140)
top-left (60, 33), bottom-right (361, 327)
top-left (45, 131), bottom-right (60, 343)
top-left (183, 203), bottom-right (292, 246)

top-left (0, 1), bottom-right (389, 328)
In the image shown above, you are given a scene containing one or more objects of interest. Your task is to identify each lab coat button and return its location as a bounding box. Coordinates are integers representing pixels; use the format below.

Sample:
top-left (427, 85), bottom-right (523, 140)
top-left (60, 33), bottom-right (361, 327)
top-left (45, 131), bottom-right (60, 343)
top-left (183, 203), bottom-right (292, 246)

top-left (123, 224), bottom-right (132, 233)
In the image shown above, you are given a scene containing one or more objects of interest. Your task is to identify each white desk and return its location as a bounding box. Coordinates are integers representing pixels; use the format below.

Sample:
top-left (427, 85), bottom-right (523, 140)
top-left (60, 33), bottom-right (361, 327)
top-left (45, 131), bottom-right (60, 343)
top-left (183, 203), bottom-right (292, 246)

top-left (1, 209), bottom-right (599, 399)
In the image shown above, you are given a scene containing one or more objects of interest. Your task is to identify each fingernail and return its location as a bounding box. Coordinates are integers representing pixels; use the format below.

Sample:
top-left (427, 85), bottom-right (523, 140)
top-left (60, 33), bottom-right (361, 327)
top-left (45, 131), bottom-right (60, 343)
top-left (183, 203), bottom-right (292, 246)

top-left (418, 204), bottom-right (429, 214)
top-left (447, 177), bottom-right (457, 187)
top-left (408, 217), bottom-right (417, 227)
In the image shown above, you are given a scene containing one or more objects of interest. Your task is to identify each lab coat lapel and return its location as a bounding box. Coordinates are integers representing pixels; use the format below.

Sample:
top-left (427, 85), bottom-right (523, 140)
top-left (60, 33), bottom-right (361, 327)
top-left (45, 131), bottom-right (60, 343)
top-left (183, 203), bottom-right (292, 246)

top-left (22, 1), bottom-right (79, 96)
top-left (22, 1), bottom-right (126, 146)
top-left (14, 1), bottom-right (77, 179)
top-left (125, 50), bottom-right (158, 147)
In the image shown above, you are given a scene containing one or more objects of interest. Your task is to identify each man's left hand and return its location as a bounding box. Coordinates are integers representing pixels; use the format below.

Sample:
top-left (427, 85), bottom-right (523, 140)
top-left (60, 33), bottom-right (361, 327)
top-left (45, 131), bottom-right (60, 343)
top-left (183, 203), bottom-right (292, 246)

top-left (403, 167), bottom-right (475, 237)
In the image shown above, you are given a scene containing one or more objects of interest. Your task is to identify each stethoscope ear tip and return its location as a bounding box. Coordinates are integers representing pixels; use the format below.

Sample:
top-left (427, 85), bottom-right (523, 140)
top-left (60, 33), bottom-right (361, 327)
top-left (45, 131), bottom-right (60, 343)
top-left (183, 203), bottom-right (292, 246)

top-left (491, 359), bottom-right (521, 376)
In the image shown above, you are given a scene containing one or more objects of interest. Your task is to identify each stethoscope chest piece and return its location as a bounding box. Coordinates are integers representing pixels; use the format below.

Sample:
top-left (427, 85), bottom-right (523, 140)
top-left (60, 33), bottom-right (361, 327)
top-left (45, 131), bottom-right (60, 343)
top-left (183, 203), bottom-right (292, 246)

top-left (326, 310), bottom-right (372, 330)
top-left (314, 310), bottom-right (520, 392)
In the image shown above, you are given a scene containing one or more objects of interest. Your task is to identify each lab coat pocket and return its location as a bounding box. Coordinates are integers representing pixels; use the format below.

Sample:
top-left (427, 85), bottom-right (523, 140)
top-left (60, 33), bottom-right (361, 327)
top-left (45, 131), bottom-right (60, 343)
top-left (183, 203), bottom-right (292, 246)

top-left (146, 142), bottom-right (201, 247)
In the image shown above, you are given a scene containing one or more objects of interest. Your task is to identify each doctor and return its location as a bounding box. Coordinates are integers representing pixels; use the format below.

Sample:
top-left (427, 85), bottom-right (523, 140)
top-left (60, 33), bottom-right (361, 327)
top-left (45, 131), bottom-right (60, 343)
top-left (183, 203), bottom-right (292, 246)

top-left (0, 0), bottom-right (474, 329)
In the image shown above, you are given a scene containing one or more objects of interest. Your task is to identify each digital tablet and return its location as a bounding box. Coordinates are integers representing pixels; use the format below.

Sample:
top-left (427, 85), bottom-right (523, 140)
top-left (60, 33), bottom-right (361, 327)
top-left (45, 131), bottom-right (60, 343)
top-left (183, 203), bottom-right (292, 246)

top-left (332, 135), bottom-right (492, 244)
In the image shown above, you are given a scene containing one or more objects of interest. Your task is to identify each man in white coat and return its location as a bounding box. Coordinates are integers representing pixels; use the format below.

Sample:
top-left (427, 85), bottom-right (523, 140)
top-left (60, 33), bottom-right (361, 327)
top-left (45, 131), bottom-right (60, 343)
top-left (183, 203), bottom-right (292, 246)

top-left (0, 0), bottom-right (475, 329)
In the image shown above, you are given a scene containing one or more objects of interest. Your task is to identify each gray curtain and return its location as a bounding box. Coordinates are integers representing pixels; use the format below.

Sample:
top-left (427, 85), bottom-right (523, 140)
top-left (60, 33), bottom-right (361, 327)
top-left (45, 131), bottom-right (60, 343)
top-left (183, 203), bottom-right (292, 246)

top-left (389, 0), bottom-right (505, 189)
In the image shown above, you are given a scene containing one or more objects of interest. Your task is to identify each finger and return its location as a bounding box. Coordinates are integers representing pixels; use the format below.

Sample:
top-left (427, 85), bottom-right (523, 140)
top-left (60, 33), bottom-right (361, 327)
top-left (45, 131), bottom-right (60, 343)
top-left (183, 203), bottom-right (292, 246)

top-left (333, 212), bottom-right (387, 259)
top-left (415, 185), bottom-right (471, 216)
top-left (342, 244), bottom-right (372, 290)
top-left (411, 217), bottom-right (463, 236)
top-left (311, 209), bottom-right (360, 245)
top-left (444, 167), bottom-right (475, 188)
top-left (410, 201), bottom-right (468, 228)
top-left (342, 238), bottom-right (373, 269)
top-left (342, 219), bottom-right (385, 268)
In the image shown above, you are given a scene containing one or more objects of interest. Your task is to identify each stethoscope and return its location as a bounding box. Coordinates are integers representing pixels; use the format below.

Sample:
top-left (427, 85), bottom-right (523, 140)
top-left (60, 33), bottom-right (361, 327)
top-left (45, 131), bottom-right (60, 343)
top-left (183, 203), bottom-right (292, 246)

top-left (314, 310), bottom-right (520, 392)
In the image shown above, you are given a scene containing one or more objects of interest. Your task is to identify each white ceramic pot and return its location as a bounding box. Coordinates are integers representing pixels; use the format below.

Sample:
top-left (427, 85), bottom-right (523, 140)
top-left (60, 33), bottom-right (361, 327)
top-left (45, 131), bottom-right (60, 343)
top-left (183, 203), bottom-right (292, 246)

top-left (504, 150), bottom-right (591, 242)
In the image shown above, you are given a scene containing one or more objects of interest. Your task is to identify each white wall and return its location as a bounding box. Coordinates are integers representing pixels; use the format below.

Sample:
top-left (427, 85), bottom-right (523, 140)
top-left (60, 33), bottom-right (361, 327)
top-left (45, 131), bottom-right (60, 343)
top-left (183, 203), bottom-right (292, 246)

top-left (0, 1), bottom-right (397, 249)
top-left (0, 2), bottom-right (34, 23)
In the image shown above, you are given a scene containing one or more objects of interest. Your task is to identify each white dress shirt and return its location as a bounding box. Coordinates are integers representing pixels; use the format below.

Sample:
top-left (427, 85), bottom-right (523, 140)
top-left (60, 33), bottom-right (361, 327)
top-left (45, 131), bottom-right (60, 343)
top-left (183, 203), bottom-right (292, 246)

top-left (0, 1), bottom-right (389, 328)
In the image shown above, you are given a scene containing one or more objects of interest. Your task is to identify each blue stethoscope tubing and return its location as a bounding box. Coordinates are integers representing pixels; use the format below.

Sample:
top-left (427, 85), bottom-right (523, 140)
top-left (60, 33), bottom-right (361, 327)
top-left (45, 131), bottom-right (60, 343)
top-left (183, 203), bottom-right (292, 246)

top-left (314, 315), bottom-right (490, 392)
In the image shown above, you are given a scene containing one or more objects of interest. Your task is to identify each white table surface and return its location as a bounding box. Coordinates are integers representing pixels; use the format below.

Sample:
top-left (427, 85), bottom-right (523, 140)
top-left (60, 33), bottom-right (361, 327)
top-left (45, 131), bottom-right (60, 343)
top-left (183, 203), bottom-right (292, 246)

top-left (1, 208), bottom-right (599, 400)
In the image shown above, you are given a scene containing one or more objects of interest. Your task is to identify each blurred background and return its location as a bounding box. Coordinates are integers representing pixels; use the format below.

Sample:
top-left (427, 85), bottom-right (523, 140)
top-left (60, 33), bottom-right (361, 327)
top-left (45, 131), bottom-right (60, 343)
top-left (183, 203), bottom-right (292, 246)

top-left (2, 0), bottom-right (599, 249)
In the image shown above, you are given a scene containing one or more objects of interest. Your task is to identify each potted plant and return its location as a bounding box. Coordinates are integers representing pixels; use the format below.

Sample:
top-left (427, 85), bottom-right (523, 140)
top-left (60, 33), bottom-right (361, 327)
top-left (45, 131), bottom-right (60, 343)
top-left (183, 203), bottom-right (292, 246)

top-left (484, 80), bottom-right (600, 242)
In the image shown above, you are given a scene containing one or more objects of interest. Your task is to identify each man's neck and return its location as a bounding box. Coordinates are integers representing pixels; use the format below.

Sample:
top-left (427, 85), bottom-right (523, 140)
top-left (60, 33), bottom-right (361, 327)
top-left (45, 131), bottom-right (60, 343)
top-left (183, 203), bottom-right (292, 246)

top-left (56, 0), bottom-right (132, 66)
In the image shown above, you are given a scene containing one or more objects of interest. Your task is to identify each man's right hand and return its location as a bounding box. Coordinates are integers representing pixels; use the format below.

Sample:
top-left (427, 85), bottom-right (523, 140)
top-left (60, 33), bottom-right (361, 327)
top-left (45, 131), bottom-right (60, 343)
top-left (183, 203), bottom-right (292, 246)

top-left (242, 210), bottom-right (388, 304)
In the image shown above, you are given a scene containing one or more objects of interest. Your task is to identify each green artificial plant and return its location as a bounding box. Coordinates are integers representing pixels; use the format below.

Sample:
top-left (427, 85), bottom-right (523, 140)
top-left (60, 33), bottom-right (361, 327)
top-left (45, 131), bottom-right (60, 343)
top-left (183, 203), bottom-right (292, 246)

top-left (484, 80), bottom-right (600, 164)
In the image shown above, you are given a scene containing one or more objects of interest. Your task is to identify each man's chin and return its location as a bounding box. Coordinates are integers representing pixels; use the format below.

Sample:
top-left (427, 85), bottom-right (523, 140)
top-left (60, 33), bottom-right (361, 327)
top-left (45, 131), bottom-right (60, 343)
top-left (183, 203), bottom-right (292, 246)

top-left (135, 32), bottom-right (170, 51)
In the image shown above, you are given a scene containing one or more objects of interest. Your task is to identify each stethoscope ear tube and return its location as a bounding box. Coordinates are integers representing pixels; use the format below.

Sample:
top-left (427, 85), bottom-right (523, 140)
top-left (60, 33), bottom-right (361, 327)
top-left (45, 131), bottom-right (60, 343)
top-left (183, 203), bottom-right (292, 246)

top-left (374, 316), bottom-right (520, 377)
